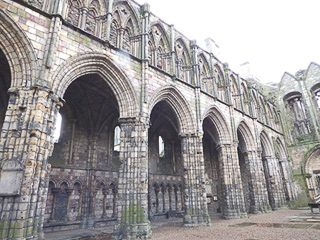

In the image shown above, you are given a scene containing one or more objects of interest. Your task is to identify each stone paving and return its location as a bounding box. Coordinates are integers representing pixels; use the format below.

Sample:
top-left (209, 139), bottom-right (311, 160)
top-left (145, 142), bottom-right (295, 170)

top-left (45, 209), bottom-right (320, 240)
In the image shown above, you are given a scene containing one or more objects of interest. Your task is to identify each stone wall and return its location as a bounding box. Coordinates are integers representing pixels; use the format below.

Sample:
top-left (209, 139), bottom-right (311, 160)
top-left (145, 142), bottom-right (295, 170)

top-left (0, 0), bottom-right (296, 239)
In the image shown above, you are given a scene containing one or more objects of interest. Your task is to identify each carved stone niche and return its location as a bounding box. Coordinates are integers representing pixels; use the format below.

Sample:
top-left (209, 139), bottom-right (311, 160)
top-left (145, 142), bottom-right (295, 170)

top-left (0, 160), bottom-right (23, 196)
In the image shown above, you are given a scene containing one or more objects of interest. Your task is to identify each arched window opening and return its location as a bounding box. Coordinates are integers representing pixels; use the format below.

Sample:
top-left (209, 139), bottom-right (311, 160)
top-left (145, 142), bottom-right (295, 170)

top-left (230, 75), bottom-right (240, 109)
top-left (198, 55), bottom-right (213, 95)
top-left (175, 40), bottom-right (191, 84)
top-left (85, 9), bottom-right (97, 35)
top-left (283, 92), bottom-right (310, 136)
top-left (122, 28), bottom-right (131, 53)
top-left (311, 83), bottom-right (320, 112)
top-left (241, 84), bottom-right (251, 115)
top-left (114, 126), bottom-right (121, 152)
top-left (148, 41), bottom-right (154, 64)
top-left (214, 65), bottom-right (226, 102)
top-left (110, 21), bottom-right (118, 47)
top-left (159, 136), bottom-right (165, 158)
top-left (252, 91), bottom-right (261, 121)
top-left (156, 46), bottom-right (163, 69)
top-left (148, 25), bottom-right (170, 72)
top-left (53, 112), bottom-right (62, 143)
top-left (67, 0), bottom-right (80, 27)
top-left (259, 97), bottom-right (268, 125)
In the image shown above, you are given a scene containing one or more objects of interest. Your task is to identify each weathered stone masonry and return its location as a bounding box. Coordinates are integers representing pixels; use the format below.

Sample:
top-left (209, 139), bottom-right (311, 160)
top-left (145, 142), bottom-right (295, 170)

top-left (0, 0), bottom-right (300, 239)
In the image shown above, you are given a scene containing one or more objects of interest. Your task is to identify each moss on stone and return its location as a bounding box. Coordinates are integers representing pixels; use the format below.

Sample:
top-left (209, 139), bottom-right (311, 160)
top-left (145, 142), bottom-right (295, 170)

top-left (121, 201), bottom-right (146, 224)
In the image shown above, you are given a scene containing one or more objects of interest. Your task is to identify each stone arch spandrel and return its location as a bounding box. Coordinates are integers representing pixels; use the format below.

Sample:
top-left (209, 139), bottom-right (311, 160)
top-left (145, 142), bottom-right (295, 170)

top-left (148, 85), bottom-right (196, 135)
top-left (202, 105), bottom-right (232, 145)
top-left (51, 52), bottom-right (139, 118)
top-left (0, 9), bottom-right (39, 88)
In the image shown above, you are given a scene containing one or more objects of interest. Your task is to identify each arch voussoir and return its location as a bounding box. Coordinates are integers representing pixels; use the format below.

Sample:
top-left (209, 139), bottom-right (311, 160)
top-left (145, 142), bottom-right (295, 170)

top-left (51, 52), bottom-right (138, 118)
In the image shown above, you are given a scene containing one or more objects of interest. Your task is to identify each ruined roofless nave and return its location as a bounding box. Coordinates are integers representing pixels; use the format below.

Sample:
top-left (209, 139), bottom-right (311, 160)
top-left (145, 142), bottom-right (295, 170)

top-left (0, 0), bottom-right (319, 239)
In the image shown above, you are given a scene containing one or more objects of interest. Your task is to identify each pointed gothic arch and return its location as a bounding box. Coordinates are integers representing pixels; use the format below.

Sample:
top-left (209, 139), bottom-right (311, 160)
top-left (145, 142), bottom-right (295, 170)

top-left (198, 53), bottom-right (213, 94)
top-left (175, 38), bottom-right (192, 84)
top-left (111, 1), bottom-right (141, 55)
top-left (304, 145), bottom-right (320, 198)
top-left (149, 85), bottom-right (196, 135)
top-left (237, 120), bottom-right (256, 152)
top-left (230, 74), bottom-right (241, 109)
top-left (214, 64), bottom-right (226, 102)
top-left (148, 22), bottom-right (170, 71)
top-left (0, 9), bottom-right (39, 88)
top-left (202, 106), bottom-right (232, 145)
top-left (51, 52), bottom-right (138, 118)
top-left (260, 130), bottom-right (273, 157)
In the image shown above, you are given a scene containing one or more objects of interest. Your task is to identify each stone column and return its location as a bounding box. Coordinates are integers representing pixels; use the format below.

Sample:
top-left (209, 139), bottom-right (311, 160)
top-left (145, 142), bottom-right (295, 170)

top-left (268, 156), bottom-right (286, 209)
top-left (223, 63), bottom-right (233, 105)
top-left (140, 3), bottom-right (150, 107)
top-left (80, 8), bottom-right (88, 30)
top-left (170, 25), bottom-right (176, 77)
top-left (155, 185), bottom-right (159, 213)
top-left (105, 0), bottom-right (114, 41)
top-left (246, 151), bottom-right (270, 213)
top-left (50, 188), bottom-right (60, 221)
top-left (112, 188), bottom-right (117, 218)
top-left (261, 155), bottom-right (286, 210)
top-left (113, 117), bottom-right (151, 239)
top-left (190, 40), bottom-right (202, 133)
top-left (66, 188), bottom-right (73, 221)
top-left (102, 188), bottom-right (108, 218)
top-left (217, 143), bottom-right (247, 219)
top-left (161, 185), bottom-right (166, 213)
top-left (77, 189), bottom-right (83, 220)
top-left (180, 134), bottom-right (210, 227)
top-left (281, 159), bottom-right (296, 201)
top-left (0, 87), bottom-right (61, 239)
top-left (168, 186), bottom-right (172, 211)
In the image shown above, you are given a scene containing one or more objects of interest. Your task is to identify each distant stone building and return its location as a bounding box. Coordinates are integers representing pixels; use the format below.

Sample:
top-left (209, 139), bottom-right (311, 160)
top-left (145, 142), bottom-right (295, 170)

top-left (0, 0), bottom-right (315, 239)
top-left (278, 65), bottom-right (320, 202)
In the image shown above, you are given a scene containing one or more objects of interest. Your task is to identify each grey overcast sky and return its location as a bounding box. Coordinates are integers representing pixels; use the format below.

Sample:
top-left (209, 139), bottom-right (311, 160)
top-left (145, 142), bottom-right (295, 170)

top-left (135, 0), bottom-right (320, 84)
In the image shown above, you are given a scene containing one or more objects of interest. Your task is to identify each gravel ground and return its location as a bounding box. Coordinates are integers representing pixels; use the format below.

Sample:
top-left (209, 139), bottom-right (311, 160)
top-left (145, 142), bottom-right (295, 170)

top-left (52, 209), bottom-right (319, 240)
top-left (152, 209), bottom-right (320, 240)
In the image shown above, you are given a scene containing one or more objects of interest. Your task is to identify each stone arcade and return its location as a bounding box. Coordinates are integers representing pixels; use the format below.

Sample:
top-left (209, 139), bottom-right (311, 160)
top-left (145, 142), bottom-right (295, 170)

top-left (0, 0), bottom-right (318, 239)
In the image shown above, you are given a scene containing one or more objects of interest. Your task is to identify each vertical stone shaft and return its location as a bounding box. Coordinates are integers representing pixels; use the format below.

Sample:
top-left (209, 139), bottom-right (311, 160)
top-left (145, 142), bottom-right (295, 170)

top-left (114, 117), bottom-right (151, 239)
top-left (170, 25), bottom-right (176, 77)
top-left (246, 151), bottom-right (270, 213)
top-left (217, 144), bottom-right (247, 219)
top-left (181, 135), bottom-right (210, 227)
top-left (105, 0), bottom-right (114, 41)
top-left (140, 3), bottom-right (150, 107)
top-left (0, 88), bottom-right (59, 239)
top-left (264, 156), bottom-right (286, 209)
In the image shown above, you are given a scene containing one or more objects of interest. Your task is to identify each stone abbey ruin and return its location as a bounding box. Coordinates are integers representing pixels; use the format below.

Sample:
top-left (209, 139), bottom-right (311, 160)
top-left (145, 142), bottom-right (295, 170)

top-left (0, 0), bottom-right (319, 239)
